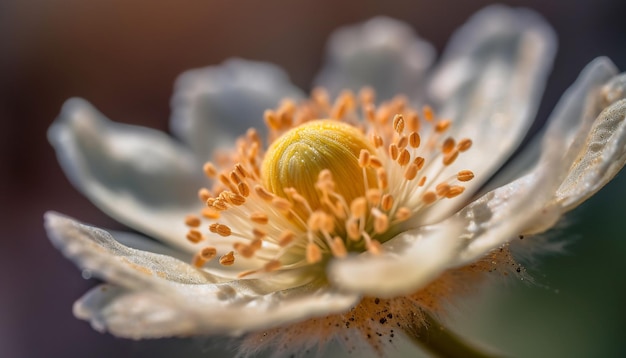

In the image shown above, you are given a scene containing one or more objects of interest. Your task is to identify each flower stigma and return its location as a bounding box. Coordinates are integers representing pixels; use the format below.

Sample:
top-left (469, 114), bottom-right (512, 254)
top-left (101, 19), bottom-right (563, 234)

top-left (185, 88), bottom-right (475, 279)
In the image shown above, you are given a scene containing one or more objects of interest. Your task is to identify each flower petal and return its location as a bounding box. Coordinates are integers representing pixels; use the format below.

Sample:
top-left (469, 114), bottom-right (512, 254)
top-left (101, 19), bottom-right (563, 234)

top-left (556, 98), bottom-right (626, 211)
top-left (45, 213), bottom-right (360, 337)
top-left (48, 99), bottom-right (205, 251)
top-left (328, 219), bottom-right (467, 298)
top-left (74, 282), bottom-right (359, 338)
top-left (314, 17), bottom-right (435, 101)
top-left (483, 57), bottom-right (619, 192)
top-left (421, 5), bottom-right (557, 223)
top-left (170, 59), bottom-right (305, 160)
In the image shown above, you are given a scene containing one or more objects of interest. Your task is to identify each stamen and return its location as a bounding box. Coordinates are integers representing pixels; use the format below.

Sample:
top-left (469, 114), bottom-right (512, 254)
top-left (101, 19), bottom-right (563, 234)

top-left (219, 251), bottom-right (236, 266)
top-left (392, 114), bottom-right (405, 134)
top-left (409, 132), bottom-right (420, 148)
top-left (198, 188), bottom-right (211, 202)
top-left (250, 212), bottom-right (269, 224)
top-left (186, 86), bottom-right (475, 278)
top-left (331, 236), bottom-right (347, 258)
top-left (457, 138), bottom-right (473, 152)
top-left (193, 247), bottom-right (217, 267)
top-left (457, 170), bottom-right (475, 182)
top-left (186, 229), bottom-right (203, 243)
top-left (185, 215), bottom-right (201, 227)
top-left (381, 194), bottom-right (394, 211)
top-left (306, 243), bottom-right (322, 263)
top-left (203, 162), bottom-right (217, 178)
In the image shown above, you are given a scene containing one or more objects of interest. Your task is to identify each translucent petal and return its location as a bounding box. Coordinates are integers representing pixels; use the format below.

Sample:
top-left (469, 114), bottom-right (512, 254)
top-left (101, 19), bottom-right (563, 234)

top-left (170, 59), bottom-right (305, 160)
top-left (45, 212), bottom-right (359, 337)
top-left (483, 57), bottom-right (618, 191)
top-left (48, 98), bottom-right (205, 252)
top-left (328, 219), bottom-right (467, 297)
top-left (74, 282), bottom-right (359, 338)
top-left (314, 17), bottom-right (435, 101)
top-left (421, 5), bottom-right (557, 223)
top-left (556, 99), bottom-right (626, 211)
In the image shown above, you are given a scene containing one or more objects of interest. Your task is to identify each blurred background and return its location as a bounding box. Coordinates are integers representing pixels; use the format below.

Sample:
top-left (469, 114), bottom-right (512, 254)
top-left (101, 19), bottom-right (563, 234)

top-left (1, 0), bottom-right (625, 357)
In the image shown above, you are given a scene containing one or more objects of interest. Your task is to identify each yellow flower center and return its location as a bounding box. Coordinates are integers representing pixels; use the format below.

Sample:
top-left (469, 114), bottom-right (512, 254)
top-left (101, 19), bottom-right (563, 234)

top-left (183, 88), bottom-right (475, 278)
top-left (262, 119), bottom-right (376, 212)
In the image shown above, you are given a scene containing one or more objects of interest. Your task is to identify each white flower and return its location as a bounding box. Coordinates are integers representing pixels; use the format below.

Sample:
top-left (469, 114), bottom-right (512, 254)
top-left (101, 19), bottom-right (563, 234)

top-left (45, 5), bottom-right (626, 357)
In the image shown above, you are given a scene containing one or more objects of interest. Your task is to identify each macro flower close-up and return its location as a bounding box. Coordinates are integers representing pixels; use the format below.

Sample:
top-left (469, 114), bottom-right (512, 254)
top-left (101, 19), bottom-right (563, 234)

top-left (39, 4), bottom-right (626, 358)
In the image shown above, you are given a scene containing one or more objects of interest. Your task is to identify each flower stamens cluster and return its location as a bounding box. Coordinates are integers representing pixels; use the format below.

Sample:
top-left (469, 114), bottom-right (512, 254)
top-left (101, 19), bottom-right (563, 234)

top-left (184, 88), bottom-right (475, 279)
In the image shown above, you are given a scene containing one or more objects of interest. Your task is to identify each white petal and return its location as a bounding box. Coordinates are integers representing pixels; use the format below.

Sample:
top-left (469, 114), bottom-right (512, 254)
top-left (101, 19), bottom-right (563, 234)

top-left (556, 99), bottom-right (626, 211)
top-left (48, 212), bottom-right (360, 337)
top-left (314, 17), bottom-right (435, 101)
top-left (44, 212), bottom-right (226, 287)
top-left (48, 98), bottom-right (205, 252)
top-left (170, 59), bottom-right (304, 160)
top-left (421, 5), bottom-right (557, 223)
top-left (483, 57), bottom-right (619, 192)
top-left (74, 282), bottom-right (359, 338)
top-left (328, 219), bottom-right (467, 298)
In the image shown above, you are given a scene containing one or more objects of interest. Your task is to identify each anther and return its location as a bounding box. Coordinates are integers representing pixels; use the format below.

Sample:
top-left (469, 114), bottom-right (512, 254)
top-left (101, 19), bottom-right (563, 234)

top-left (404, 163), bottom-right (419, 181)
top-left (457, 170), bottom-right (475, 182)
top-left (417, 176), bottom-right (427, 187)
top-left (225, 192), bottom-right (246, 206)
top-left (186, 229), bottom-right (203, 243)
top-left (201, 207), bottom-right (220, 219)
top-left (254, 185), bottom-right (275, 201)
top-left (219, 251), bottom-right (236, 266)
top-left (264, 260), bottom-right (282, 272)
top-left (214, 224), bottom-right (232, 237)
top-left (371, 134), bottom-right (383, 148)
top-left (346, 218), bottom-right (361, 240)
top-left (371, 208), bottom-right (389, 233)
top-left (250, 212), bottom-right (269, 224)
top-left (413, 157), bottom-right (425, 170)
top-left (358, 149), bottom-right (371, 168)
top-left (306, 243), bottom-right (322, 264)
top-left (198, 188), bottom-right (211, 202)
top-left (388, 144), bottom-right (399, 161)
top-left (377, 168), bottom-right (388, 190)
top-left (185, 215), bottom-right (201, 227)
top-left (442, 137), bottom-right (456, 154)
top-left (234, 242), bottom-right (255, 258)
top-left (350, 197), bottom-right (367, 218)
top-left (457, 138), bottom-right (473, 152)
top-left (381, 194), bottom-right (394, 211)
top-left (234, 163), bottom-right (249, 179)
top-left (397, 135), bottom-right (408, 150)
top-left (443, 149), bottom-right (459, 166)
top-left (367, 240), bottom-right (382, 255)
top-left (368, 156), bottom-right (383, 168)
top-left (397, 149), bottom-right (411, 166)
top-left (445, 186), bottom-right (465, 198)
top-left (423, 106), bottom-right (434, 122)
top-left (409, 132), bottom-right (420, 148)
top-left (366, 188), bottom-right (382, 205)
top-left (238, 182), bottom-right (251, 197)
top-left (436, 183), bottom-right (451, 197)
top-left (193, 247), bottom-right (217, 267)
top-left (278, 231), bottom-right (295, 247)
top-left (395, 207), bottom-right (412, 221)
top-left (435, 119), bottom-right (451, 133)
top-left (422, 191), bottom-right (437, 204)
top-left (407, 112), bottom-right (419, 132)
top-left (392, 114), bottom-right (405, 134)
top-left (252, 228), bottom-right (266, 240)
top-left (203, 162), bottom-right (217, 178)
top-left (264, 109), bottom-right (280, 130)
top-left (331, 236), bottom-right (347, 258)
top-left (359, 87), bottom-right (375, 106)
top-left (272, 197), bottom-right (293, 212)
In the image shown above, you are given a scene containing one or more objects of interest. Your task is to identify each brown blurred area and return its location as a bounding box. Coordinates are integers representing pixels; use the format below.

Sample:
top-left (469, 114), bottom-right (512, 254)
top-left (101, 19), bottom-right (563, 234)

top-left (1, 1), bottom-right (625, 357)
